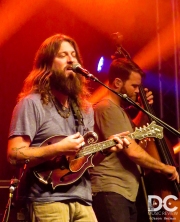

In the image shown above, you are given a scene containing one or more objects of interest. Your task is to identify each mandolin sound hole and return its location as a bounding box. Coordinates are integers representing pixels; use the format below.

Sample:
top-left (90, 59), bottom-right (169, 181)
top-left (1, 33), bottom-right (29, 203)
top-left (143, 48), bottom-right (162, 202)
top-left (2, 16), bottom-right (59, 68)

top-left (47, 142), bottom-right (52, 145)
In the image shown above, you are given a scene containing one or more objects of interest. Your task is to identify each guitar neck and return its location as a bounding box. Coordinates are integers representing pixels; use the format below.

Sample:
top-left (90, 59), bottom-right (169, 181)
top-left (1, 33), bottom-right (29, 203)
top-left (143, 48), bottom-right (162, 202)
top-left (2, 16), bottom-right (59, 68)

top-left (77, 133), bottom-right (134, 158)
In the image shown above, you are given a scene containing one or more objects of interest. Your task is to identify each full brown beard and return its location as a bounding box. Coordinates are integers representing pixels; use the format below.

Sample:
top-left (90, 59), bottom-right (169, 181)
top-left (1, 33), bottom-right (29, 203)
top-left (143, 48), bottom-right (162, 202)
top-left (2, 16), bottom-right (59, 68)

top-left (50, 70), bottom-right (83, 99)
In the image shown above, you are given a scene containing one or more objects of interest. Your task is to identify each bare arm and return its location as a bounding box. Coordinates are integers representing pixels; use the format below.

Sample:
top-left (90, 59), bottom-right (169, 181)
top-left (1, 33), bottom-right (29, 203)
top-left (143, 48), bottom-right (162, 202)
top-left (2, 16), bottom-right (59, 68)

top-left (7, 132), bottom-right (84, 168)
top-left (124, 137), bottom-right (179, 182)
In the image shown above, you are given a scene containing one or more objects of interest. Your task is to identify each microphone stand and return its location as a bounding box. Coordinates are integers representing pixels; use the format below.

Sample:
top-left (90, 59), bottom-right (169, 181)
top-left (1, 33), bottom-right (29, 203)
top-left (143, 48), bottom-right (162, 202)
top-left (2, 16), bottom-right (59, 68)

top-left (82, 65), bottom-right (180, 139)
top-left (1, 161), bottom-right (29, 222)
top-left (1, 178), bottom-right (19, 222)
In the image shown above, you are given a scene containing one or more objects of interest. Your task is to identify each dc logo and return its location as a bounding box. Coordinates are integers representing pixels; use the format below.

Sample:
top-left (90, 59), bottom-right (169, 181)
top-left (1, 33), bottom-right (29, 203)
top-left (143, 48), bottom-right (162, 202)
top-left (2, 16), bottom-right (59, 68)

top-left (148, 195), bottom-right (178, 212)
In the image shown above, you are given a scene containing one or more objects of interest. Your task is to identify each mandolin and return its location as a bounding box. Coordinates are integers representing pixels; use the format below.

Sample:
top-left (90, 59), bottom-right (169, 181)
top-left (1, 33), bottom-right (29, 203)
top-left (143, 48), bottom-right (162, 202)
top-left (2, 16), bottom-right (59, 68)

top-left (33, 121), bottom-right (163, 189)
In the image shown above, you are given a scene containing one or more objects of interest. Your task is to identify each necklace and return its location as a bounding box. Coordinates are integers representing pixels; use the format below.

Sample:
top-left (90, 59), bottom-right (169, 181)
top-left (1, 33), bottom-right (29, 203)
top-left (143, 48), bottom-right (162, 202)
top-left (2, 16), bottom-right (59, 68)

top-left (50, 93), bottom-right (71, 119)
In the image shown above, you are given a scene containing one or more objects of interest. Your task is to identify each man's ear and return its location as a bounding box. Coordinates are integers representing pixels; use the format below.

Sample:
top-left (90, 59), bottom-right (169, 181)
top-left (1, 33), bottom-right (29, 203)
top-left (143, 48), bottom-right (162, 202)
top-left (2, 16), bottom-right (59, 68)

top-left (114, 78), bottom-right (123, 89)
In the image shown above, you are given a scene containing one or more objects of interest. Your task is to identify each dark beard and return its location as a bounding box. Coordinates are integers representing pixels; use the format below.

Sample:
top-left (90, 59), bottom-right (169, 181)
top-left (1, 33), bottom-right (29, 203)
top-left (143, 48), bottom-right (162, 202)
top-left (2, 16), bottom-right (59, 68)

top-left (50, 70), bottom-right (82, 98)
top-left (120, 85), bottom-right (138, 108)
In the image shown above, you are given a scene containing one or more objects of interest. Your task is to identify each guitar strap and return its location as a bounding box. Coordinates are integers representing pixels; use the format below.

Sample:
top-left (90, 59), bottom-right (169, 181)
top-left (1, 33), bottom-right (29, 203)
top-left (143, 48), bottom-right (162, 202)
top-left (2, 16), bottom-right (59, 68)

top-left (70, 99), bottom-right (86, 133)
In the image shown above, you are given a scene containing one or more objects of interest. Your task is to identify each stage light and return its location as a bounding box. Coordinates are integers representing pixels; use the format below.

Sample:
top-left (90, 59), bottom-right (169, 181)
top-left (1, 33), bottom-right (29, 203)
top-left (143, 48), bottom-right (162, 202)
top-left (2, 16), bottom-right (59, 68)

top-left (97, 56), bottom-right (111, 74)
top-left (97, 56), bottom-right (104, 72)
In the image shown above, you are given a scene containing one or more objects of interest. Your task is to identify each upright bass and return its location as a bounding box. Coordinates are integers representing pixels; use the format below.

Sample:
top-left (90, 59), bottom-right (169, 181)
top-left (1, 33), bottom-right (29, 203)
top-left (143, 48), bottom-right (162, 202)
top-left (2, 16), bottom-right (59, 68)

top-left (139, 85), bottom-right (180, 222)
top-left (111, 32), bottom-right (180, 221)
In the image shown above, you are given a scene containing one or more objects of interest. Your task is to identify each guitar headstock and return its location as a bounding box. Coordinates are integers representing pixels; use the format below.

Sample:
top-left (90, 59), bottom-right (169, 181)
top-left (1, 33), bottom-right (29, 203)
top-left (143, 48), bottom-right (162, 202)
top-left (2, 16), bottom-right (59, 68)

top-left (132, 121), bottom-right (163, 140)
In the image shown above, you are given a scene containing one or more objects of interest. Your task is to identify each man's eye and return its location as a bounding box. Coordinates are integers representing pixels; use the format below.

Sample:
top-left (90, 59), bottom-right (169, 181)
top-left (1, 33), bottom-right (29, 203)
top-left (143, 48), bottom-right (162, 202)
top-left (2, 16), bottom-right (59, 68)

top-left (72, 53), bottom-right (77, 58)
top-left (58, 53), bottom-right (66, 58)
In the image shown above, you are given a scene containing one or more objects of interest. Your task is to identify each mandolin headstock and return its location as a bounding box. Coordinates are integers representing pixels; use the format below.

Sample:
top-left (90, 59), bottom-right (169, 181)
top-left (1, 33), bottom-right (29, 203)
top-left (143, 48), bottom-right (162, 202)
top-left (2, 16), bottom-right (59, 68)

top-left (131, 121), bottom-right (163, 141)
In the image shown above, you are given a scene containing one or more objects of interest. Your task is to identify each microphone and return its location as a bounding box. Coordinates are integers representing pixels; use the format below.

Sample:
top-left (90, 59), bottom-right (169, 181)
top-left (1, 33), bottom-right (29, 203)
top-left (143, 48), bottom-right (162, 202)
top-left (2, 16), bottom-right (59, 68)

top-left (72, 63), bottom-right (90, 76)
top-left (72, 63), bottom-right (98, 81)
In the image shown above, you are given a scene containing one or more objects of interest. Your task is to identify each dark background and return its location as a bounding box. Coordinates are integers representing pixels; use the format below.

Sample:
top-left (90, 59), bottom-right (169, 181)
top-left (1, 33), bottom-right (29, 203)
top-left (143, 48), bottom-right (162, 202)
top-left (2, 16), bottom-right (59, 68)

top-left (0, 0), bottom-right (180, 218)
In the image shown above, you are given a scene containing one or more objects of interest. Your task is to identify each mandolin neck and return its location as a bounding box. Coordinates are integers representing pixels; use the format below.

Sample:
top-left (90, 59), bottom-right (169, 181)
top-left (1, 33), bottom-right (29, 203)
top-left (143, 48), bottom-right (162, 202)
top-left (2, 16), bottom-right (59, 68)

top-left (77, 132), bottom-right (135, 158)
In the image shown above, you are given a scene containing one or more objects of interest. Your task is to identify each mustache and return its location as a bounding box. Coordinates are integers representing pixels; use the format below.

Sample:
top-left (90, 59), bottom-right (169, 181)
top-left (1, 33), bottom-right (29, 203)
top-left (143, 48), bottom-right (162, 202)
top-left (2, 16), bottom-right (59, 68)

top-left (64, 64), bottom-right (73, 72)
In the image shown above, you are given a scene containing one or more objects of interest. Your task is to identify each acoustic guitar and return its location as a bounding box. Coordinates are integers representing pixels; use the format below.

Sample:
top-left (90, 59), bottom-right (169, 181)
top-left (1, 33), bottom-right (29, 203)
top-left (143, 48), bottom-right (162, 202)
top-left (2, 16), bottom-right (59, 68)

top-left (33, 121), bottom-right (163, 189)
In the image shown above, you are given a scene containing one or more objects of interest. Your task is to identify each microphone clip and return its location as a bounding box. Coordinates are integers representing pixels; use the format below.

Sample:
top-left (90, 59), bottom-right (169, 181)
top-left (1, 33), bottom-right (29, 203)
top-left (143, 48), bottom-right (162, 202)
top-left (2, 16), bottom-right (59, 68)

top-left (9, 178), bottom-right (20, 194)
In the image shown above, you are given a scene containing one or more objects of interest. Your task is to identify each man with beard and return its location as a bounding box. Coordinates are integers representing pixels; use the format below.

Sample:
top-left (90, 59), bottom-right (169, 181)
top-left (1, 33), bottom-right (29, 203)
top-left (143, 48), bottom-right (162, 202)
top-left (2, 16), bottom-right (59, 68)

top-left (7, 34), bottom-right (129, 222)
top-left (89, 58), bottom-right (179, 222)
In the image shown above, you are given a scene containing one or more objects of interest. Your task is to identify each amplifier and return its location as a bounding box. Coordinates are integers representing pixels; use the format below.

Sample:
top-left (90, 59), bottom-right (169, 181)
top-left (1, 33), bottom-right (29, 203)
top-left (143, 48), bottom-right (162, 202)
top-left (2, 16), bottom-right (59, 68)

top-left (0, 179), bottom-right (10, 188)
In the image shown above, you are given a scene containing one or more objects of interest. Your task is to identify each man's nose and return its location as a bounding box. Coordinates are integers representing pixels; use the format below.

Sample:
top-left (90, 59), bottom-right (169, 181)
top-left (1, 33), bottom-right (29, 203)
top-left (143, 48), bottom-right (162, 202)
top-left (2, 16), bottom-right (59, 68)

top-left (135, 87), bottom-right (139, 93)
top-left (67, 55), bottom-right (76, 63)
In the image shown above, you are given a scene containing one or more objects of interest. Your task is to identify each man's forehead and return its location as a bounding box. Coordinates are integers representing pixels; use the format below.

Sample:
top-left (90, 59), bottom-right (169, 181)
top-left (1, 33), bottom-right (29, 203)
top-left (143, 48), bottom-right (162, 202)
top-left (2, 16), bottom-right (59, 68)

top-left (59, 41), bottom-right (75, 52)
top-left (129, 71), bottom-right (142, 78)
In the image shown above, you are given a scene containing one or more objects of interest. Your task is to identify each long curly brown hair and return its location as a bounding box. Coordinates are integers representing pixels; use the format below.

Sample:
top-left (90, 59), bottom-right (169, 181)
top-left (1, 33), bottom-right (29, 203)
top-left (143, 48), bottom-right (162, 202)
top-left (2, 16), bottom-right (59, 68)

top-left (18, 34), bottom-right (90, 110)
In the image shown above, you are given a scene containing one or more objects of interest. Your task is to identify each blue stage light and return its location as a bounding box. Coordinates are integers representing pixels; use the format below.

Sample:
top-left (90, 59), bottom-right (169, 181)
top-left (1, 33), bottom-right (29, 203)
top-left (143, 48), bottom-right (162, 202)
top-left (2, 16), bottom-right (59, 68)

top-left (97, 56), bottom-right (104, 72)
